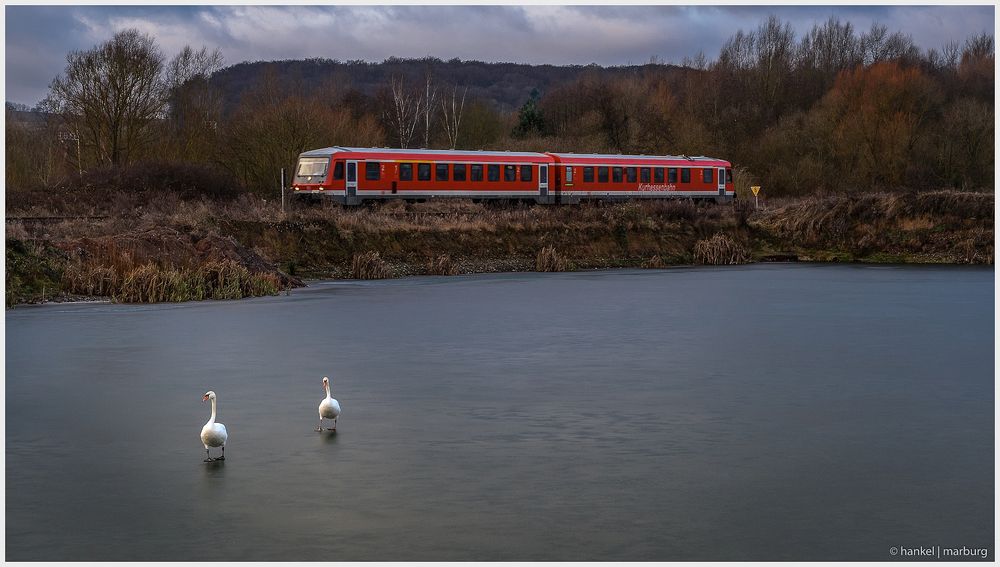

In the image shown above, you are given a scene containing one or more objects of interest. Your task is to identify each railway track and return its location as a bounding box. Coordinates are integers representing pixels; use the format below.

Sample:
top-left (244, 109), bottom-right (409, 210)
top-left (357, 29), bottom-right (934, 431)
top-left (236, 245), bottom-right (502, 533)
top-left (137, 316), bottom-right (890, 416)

top-left (6, 215), bottom-right (110, 223)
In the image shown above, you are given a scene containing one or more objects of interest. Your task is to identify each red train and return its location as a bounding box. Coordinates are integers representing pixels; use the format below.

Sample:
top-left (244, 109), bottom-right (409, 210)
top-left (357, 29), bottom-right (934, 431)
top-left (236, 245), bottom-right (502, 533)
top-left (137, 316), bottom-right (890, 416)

top-left (292, 147), bottom-right (734, 205)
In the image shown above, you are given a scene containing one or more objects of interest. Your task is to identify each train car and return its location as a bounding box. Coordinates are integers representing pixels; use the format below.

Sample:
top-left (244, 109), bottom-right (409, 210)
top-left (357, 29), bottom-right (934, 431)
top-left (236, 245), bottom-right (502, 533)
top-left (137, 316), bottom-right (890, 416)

top-left (291, 147), bottom-right (556, 205)
top-left (546, 153), bottom-right (733, 203)
top-left (291, 147), bottom-right (733, 205)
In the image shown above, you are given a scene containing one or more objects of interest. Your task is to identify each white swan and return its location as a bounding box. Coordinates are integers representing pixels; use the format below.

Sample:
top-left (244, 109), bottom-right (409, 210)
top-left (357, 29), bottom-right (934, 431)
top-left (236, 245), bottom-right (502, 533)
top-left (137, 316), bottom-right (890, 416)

top-left (201, 391), bottom-right (229, 461)
top-left (317, 376), bottom-right (342, 431)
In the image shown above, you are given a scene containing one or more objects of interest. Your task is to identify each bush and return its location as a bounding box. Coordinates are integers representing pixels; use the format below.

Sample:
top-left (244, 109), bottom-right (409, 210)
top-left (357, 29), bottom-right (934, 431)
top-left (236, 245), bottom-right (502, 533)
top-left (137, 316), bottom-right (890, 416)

top-left (55, 160), bottom-right (245, 202)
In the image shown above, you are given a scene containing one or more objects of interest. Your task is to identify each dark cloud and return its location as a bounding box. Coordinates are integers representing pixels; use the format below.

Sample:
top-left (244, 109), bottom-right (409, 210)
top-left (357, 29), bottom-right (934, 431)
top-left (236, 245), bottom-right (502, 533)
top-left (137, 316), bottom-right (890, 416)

top-left (4, 5), bottom-right (994, 107)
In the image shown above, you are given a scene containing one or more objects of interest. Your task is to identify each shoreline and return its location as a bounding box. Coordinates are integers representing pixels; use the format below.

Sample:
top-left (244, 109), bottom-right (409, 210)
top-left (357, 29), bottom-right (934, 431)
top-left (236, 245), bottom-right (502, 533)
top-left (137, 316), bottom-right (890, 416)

top-left (6, 190), bottom-right (993, 308)
top-left (8, 260), bottom-right (992, 309)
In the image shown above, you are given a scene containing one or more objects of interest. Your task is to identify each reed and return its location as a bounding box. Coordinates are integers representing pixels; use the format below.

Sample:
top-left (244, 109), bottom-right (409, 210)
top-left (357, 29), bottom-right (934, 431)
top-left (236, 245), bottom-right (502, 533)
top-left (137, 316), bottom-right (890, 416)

top-left (536, 246), bottom-right (568, 272)
top-left (694, 233), bottom-right (752, 265)
top-left (62, 262), bottom-right (120, 297)
top-left (350, 251), bottom-right (392, 279)
top-left (60, 259), bottom-right (281, 303)
top-left (426, 254), bottom-right (459, 276)
top-left (641, 255), bottom-right (666, 269)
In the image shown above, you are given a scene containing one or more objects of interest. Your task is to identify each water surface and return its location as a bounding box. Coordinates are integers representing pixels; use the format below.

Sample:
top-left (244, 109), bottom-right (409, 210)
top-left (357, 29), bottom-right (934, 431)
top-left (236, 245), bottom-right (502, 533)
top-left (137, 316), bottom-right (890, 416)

top-left (6, 264), bottom-right (994, 560)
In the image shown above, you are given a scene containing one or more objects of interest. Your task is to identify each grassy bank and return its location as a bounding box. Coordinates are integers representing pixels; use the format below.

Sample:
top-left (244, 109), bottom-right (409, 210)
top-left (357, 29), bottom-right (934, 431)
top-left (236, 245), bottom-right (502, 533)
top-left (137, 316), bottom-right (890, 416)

top-left (5, 180), bottom-right (993, 307)
top-left (749, 191), bottom-right (994, 264)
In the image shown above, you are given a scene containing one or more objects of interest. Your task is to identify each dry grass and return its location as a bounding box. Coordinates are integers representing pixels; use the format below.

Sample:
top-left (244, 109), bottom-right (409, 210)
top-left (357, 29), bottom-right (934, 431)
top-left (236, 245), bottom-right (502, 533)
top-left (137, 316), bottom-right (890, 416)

top-left (694, 233), bottom-right (752, 265)
top-left (426, 254), bottom-right (459, 276)
top-left (350, 251), bottom-right (392, 279)
top-left (287, 196), bottom-right (730, 237)
top-left (641, 255), bottom-right (666, 269)
top-left (897, 216), bottom-right (937, 231)
top-left (7, 183), bottom-right (993, 307)
top-left (5, 221), bottom-right (30, 241)
top-left (62, 263), bottom-right (121, 296)
top-left (753, 191), bottom-right (994, 243)
top-left (61, 259), bottom-right (281, 303)
top-left (536, 246), bottom-right (568, 272)
top-left (748, 190), bottom-right (993, 263)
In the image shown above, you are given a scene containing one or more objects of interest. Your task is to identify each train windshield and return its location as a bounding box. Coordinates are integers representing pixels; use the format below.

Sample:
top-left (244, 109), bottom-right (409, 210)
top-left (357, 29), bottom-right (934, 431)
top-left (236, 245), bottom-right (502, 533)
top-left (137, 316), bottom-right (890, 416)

top-left (295, 157), bottom-right (330, 183)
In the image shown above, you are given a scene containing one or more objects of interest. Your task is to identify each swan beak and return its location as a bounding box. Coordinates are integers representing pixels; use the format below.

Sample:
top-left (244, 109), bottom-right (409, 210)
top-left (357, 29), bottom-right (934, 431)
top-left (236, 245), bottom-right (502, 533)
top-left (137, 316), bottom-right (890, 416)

top-left (202, 395), bottom-right (209, 401)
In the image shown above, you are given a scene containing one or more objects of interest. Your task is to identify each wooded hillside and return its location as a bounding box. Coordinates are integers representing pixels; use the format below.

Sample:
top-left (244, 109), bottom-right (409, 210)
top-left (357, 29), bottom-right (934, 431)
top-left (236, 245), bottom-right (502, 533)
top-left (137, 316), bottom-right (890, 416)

top-left (6, 16), bottom-right (994, 197)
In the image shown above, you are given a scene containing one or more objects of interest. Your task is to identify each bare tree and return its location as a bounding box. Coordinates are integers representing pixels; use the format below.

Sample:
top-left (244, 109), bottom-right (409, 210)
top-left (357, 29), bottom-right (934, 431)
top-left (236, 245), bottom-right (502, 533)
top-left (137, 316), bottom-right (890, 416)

top-left (422, 72), bottom-right (437, 147)
top-left (797, 17), bottom-right (859, 77)
top-left (44, 29), bottom-right (167, 167)
top-left (681, 51), bottom-right (708, 70)
top-left (962, 32), bottom-right (994, 63)
top-left (439, 85), bottom-right (468, 149)
top-left (166, 45), bottom-right (223, 92)
top-left (383, 75), bottom-right (421, 148)
top-left (165, 45), bottom-right (224, 161)
top-left (752, 16), bottom-right (795, 121)
top-left (859, 22), bottom-right (919, 66)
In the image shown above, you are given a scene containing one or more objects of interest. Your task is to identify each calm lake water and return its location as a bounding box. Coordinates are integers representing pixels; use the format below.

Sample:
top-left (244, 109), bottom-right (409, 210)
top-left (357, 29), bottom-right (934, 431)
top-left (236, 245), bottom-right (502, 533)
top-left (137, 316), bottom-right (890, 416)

top-left (5, 264), bottom-right (994, 561)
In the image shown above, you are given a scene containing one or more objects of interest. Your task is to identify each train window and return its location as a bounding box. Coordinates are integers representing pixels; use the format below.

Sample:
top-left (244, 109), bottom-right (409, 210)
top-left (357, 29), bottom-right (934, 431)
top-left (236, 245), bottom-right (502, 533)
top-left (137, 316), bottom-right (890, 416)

top-left (640, 168), bottom-right (650, 183)
top-left (654, 168), bottom-right (664, 183)
top-left (399, 163), bottom-right (412, 181)
top-left (347, 162), bottom-right (356, 182)
top-left (668, 168), bottom-right (678, 183)
top-left (471, 164), bottom-right (483, 181)
top-left (296, 157), bottom-right (330, 184)
top-left (626, 167), bottom-right (637, 183)
top-left (598, 167), bottom-right (609, 183)
top-left (540, 165), bottom-right (548, 183)
top-left (436, 163), bottom-right (449, 181)
top-left (365, 162), bottom-right (380, 181)
top-left (565, 167), bottom-right (573, 184)
top-left (488, 164), bottom-right (500, 182)
top-left (726, 168), bottom-right (733, 183)
top-left (504, 165), bottom-right (516, 182)
top-left (681, 168), bottom-right (690, 183)
top-left (702, 168), bottom-right (713, 183)
top-left (583, 167), bottom-right (594, 183)
top-left (333, 161), bottom-right (344, 180)
top-left (454, 164), bottom-right (466, 181)
top-left (418, 163), bottom-right (431, 181)
top-left (612, 167), bottom-right (623, 183)
top-left (521, 165), bottom-right (533, 182)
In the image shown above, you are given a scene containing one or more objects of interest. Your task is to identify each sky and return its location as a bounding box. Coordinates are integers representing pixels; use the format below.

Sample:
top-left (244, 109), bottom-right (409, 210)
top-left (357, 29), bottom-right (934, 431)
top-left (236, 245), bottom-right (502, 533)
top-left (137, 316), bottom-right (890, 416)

top-left (4, 4), bottom-right (995, 107)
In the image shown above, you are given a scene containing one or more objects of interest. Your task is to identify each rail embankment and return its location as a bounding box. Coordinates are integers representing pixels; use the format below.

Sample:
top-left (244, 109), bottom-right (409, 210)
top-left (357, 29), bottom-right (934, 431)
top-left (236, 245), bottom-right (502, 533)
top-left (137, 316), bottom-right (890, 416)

top-left (5, 185), bottom-right (993, 307)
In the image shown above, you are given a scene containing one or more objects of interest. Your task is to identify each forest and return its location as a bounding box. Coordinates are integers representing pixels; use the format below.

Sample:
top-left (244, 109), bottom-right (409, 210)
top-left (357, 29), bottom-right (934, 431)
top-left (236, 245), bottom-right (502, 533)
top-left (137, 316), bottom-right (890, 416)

top-left (6, 15), bottom-right (995, 198)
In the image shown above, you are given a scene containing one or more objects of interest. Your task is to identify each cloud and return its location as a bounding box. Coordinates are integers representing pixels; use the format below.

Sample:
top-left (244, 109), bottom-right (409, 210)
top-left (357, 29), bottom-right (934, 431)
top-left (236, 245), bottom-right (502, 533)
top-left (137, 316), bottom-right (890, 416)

top-left (4, 5), bottom-right (994, 107)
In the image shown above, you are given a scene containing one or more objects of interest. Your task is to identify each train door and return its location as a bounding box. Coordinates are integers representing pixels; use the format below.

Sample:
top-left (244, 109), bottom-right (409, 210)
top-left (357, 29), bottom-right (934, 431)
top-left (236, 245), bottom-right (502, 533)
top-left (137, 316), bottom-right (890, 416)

top-left (539, 164), bottom-right (549, 200)
top-left (346, 161), bottom-right (358, 198)
top-left (718, 167), bottom-right (725, 196)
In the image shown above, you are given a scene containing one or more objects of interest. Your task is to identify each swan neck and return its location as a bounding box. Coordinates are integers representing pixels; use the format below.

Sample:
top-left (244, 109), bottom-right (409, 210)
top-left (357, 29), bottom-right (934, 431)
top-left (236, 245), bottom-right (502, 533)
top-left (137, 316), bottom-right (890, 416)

top-left (324, 381), bottom-right (332, 399)
top-left (209, 396), bottom-right (217, 423)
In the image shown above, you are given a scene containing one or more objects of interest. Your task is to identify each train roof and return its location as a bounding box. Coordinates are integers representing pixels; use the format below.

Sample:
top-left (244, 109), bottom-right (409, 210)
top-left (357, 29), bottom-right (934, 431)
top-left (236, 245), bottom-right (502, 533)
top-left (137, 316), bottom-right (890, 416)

top-left (298, 147), bottom-right (731, 166)
top-left (299, 147), bottom-right (550, 159)
top-left (546, 152), bottom-right (730, 165)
